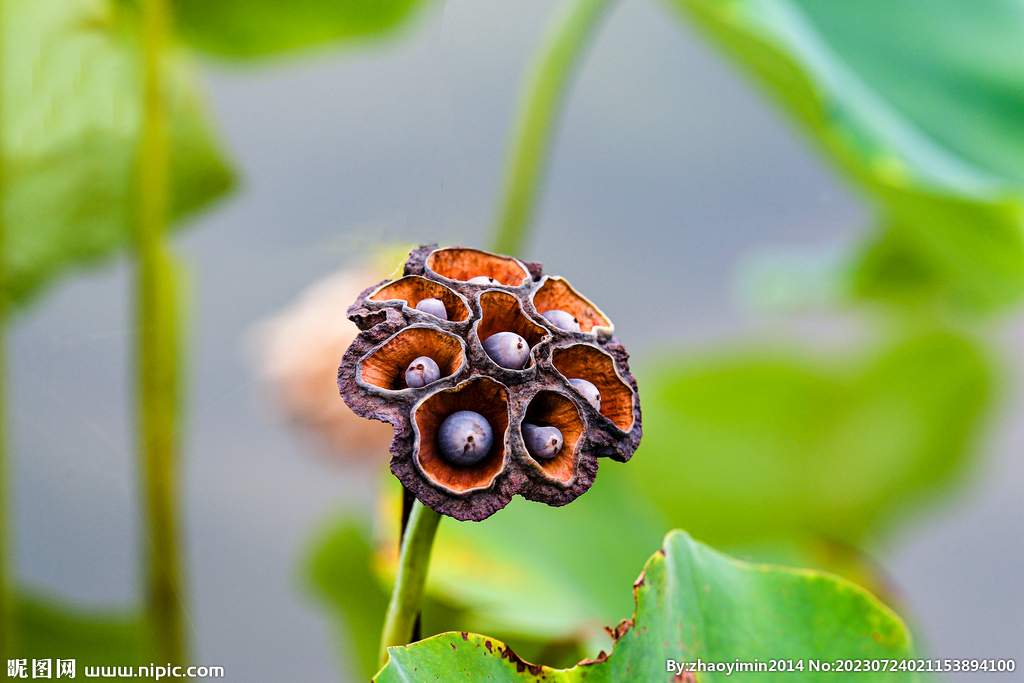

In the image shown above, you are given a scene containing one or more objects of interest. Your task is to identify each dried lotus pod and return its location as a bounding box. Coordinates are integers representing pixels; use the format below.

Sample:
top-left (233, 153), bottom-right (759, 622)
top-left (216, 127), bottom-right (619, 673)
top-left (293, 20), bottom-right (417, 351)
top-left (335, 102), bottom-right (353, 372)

top-left (339, 245), bottom-right (641, 521)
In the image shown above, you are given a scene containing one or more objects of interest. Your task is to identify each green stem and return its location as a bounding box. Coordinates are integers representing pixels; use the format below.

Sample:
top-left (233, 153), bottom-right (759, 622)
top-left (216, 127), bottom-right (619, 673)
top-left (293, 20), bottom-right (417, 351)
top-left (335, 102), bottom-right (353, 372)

top-left (137, 0), bottom-right (186, 664)
top-left (0, 0), bottom-right (9, 657)
top-left (491, 0), bottom-right (615, 256)
top-left (378, 500), bottom-right (442, 668)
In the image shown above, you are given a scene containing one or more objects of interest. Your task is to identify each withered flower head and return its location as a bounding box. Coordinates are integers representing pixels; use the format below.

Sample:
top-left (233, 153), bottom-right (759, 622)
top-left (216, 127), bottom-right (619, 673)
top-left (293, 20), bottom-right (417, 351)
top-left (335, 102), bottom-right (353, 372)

top-left (338, 245), bottom-right (641, 521)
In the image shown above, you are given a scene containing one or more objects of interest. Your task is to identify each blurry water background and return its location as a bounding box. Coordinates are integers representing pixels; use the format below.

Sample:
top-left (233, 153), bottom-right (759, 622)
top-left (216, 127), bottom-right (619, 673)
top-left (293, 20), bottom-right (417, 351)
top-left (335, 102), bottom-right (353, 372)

top-left (8, 0), bottom-right (1021, 680)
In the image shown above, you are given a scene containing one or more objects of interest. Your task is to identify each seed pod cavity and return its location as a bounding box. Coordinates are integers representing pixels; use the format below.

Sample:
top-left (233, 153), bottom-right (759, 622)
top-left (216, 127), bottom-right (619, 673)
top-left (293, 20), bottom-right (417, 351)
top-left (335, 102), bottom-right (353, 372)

top-left (533, 276), bottom-right (613, 337)
top-left (412, 377), bottom-right (510, 493)
top-left (553, 344), bottom-right (634, 431)
top-left (368, 275), bottom-right (469, 321)
top-left (425, 246), bottom-right (530, 287)
top-left (523, 391), bottom-right (584, 483)
top-left (360, 327), bottom-right (464, 391)
top-left (476, 290), bottom-right (548, 371)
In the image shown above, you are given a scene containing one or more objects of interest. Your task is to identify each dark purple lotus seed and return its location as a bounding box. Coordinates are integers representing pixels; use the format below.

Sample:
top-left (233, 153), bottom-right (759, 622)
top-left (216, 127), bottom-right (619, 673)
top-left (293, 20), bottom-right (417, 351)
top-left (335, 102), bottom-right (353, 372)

top-left (568, 378), bottom-right (601, 411)
top-left (522, 423), bottom-right (563, 460)
top-left (414, 297), bottom-right (448, 320)
top-left (467, 275), bottom-right (498, 285)
top-left (405, 356), bottom-right (441, 388)
top-left (481, 331), bottom-right (530, 370)
top-left (437, 410), bottom-right (493, 466)
top-left (542, 309), bottom-right (581, 333)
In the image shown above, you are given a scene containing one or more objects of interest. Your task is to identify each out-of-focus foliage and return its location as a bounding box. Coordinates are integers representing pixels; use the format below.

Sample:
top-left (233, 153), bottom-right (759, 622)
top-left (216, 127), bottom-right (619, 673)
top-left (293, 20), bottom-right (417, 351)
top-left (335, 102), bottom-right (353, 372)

top-left (397, 474), bottom-right (665, 644)
top-left (12, 593), bottom-right (150, 665)
top-left (630, 329), bottom-right (993, 548)
top-left (3, 0), bottom-right (233, 307)
top-left (170, 0), bottom-right (434, 58)
top-left (666, 0), bottom-right (1024, 313)
top-left (306, 520), bottom-right (391, 680)
top-left (3, 0), bottom-right (438, 309)
top-left (307, 517), bottom-right (587, 680)
top-left (376, 530), bottom-right (916, 683)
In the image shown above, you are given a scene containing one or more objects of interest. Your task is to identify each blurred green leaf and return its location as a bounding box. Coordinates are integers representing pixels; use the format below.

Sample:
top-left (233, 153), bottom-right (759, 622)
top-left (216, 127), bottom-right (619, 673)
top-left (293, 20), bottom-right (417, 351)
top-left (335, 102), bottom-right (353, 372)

top-left (667, 0), bottom-right (1024, 312)
top-left (630, 330), bottom-right (993, 548)
top-left (373, 472), bottom-right (666, 649)
top-left (4, 0), bottom-right (233, 307)
top-left (306, 518), bottom-right (391, 680)
top-left (12, 592), bottom-right (151, 665)
top-left (376, 529), bottom-right (916, 682)
top-left (308, 512), bottom-right (589, 677)
top-left (170, 0), bottom-right (433, 59)
top-left (434, 475), bottom-right (664, 642)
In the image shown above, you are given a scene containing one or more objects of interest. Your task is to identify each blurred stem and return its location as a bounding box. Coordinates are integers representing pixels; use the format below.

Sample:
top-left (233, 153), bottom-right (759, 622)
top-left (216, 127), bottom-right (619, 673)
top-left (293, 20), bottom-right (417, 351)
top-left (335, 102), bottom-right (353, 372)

top-left (378, 500), bottom-right (441, 668)
top-left (137, 0), bottom-right (186, 664)
top-left (0, 0), bottom-right (10, 659)
top-left (491, 0), bottom-right (615, 256)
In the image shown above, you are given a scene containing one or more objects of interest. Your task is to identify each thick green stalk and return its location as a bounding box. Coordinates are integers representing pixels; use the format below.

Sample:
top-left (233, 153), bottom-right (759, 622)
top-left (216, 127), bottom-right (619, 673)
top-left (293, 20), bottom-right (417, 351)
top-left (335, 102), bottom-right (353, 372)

top-left (137, 0), bottom-right (186, 664)
top-left (378, 500), bottom-right (442, 668)
top-left (491, 0), bottom-right (615, 256)
top-left (0, 0), bottom-right (9, 658)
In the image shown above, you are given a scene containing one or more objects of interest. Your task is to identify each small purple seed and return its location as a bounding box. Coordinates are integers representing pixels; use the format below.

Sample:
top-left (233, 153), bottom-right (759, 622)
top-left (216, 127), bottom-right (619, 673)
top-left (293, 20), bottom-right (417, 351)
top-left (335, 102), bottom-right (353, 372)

top-left (405, 356), bottom-right (441, 388)
top-left (482, 332), bottom-right (530, 370)
top-left (568, 378), bottom-right (601, 411)
top-left (467, 276), bottom-right (498, 285)
top-left (542, 310), bottom-right (581, 333)
top-left (522, 423), bottom-right (563, 460)
top-left (437, 411), bottom-right (493, 466)
top-left (414, 297), bottom-right (448, 320)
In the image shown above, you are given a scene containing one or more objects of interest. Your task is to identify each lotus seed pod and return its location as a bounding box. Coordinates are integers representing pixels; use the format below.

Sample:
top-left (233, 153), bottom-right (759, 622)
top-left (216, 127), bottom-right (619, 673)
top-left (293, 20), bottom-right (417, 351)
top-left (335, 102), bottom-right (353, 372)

top-left (437, 410), bottom-right (493, 466)
top-left (414, 297), bottom-right (448, 320)
top-left (405, 356), bottom-right (441, 388)
top-left (542, 309), bottom-right (581, 333)
top-left (482, 331), bottom-right (530, 370)
top-left (339, 245), bottom-right (642, 521)
top-left (522, 423), bottom-right (563, 460)
top-left (468, 275), bottom-right (499, 285)
top-left (568, 378), bottom-right (601, 411)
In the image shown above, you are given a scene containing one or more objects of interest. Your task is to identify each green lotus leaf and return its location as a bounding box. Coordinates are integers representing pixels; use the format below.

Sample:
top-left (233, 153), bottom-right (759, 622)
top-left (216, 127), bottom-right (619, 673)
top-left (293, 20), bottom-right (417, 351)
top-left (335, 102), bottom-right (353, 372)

top-left (667, 0), bottom-right (1024, 312)
top-left (630, 330), bottom-right (992, 548)
top-left (376, 529), bottom-right (916, 682)
top-left (4, 0), bottom-right (233, 307)
top-left (171, 0), bottom-right (434, 58)
top-left (307, 515), bottom-right (590, 679)
top-left (11, 592), bottom-right (151, 665)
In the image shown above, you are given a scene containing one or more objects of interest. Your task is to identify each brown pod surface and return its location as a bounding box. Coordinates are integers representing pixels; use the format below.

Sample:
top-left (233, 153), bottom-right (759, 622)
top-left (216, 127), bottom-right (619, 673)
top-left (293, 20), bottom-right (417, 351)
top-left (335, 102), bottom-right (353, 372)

top-left (339, 245), bottom-right (641, 521)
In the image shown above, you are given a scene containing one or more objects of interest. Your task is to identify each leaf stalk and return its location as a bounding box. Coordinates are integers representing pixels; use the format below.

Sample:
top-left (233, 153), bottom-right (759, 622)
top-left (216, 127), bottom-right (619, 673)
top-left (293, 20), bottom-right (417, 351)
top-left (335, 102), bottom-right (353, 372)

top-left (0, 0), bottom-right (9, 657)
top-left (491, 0), bottom-right (616, 256)
top-left (378, 499), bottom-right (442, 668)
top-left (137, 0), bottom-right (186, 663)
